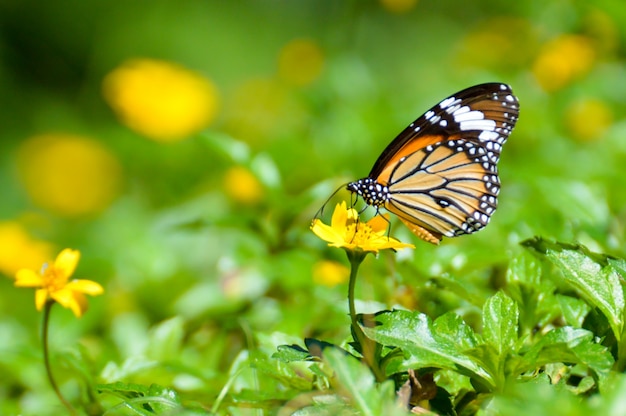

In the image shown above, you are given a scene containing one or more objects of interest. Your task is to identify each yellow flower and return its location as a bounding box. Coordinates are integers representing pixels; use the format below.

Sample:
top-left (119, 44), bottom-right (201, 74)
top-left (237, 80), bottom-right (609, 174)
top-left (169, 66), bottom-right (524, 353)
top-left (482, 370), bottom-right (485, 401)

top-left (223, 166), bottom-right (263, 205)
top-left (15, 249), bottom-right (104, 317)
top-left (103, 59), bottom-right (219, 142)
top-left (278, 38), bottom-right (324, 87)
top-left (311, 202), bottom-right (414, 253)
top-left (17, 134), bottom-right (122, 217)
top-left (313, 260), bottom-right (350, 287)
top-left (532, 34), bottom-right (595, 92)
top-left (565, 97), bottom-right (613, 142)
top-left (0, 221), bottom-right (54, 277)
top-left (379, 0), bottom-right (418, 13)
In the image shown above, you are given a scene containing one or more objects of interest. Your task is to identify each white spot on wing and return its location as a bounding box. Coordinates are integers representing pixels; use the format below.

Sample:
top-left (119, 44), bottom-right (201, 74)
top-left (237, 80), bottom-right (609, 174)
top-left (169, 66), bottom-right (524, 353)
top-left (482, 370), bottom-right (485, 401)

top-left (460, 119), bottom-right (496, 131)
top-left (479, 130), bottom-right (499, 141)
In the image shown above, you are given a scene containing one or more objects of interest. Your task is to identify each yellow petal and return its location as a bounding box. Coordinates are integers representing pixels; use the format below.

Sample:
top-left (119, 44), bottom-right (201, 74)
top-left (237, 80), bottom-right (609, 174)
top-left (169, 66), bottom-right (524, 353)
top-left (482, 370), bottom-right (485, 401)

top-left (367, 214), bottom-right (391, 233)
top-left (15, 269), bottom-right (44, 287)
top-left (54, 249), bottom-right (80, 279)
top-left (35, 289), bottom-right (49, 310)
top-left (69, 292), bottom-right (88, 317)
top-left (311, 219), bottom-right (345, 245)
top-left (51, 288), bottom-right (84, 317)
top-left (330, 202), bottom-right (349, 228)
top-left (65, 279), bottom-right (104, 295)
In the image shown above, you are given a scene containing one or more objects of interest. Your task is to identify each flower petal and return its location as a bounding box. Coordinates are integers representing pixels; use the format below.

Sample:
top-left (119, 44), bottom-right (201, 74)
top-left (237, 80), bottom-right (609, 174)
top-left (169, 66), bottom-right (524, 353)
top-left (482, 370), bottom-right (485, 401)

top-left (15, 269), bottom-right (44, 287)
top-left (51, 288), bottom-right (86, 317)
top-left (330, 202), bottom-right (349, 229)
top-left (54, 249), bottom-right (80, 279)
top-left (35, 289), bottom-right (49, 311)
top-left (311, 219), bottom-right (346, 246)
top-left (65, 279), bottom-right (104, 296)
top-left (367, 214), bottom-right (391, 233)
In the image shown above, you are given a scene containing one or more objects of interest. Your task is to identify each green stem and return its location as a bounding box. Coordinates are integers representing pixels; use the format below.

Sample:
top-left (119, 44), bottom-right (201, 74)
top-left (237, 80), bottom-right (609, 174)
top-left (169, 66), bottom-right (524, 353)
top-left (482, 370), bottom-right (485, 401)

top-left (42, 301), bottom-right (78, 416)
top-left (346, 250), bottom-right (385, 382)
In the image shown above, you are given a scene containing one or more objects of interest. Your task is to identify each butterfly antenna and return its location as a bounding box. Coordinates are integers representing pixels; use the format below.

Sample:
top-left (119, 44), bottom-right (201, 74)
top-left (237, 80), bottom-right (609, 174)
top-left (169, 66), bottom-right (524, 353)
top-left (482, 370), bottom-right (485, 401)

top-left (314, 183), bottom-right (347, 220)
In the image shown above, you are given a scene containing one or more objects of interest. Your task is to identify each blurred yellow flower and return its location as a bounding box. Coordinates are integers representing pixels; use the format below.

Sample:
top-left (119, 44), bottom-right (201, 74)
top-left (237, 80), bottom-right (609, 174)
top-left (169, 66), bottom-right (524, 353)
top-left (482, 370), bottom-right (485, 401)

top-left (17, 134), bottom-right (122, 217)
top-left (458, 17), bottom-right (536, 70)
top-left (103, 59), bottom-right (219, 142)
top-left (565, 98), bottom-right (613, 142)
top-left (380, 0), bottom-right (418, 13)
top-left (313, 260), bottom-right (349, 287)
top-left (278, 39), bottom-right (324, 87)
top-left (225, 77), bottom-right (304, 144)
top-left (532, 34), bottom-right (595, 92)
top-left (15, 249), bottom-right (104, 317)
top-left (223, 166), bottom-right (263, 205)
top-left (0, 222), bottom-right (54, 277)
top-left (311, 202), bottom-right (414, 253)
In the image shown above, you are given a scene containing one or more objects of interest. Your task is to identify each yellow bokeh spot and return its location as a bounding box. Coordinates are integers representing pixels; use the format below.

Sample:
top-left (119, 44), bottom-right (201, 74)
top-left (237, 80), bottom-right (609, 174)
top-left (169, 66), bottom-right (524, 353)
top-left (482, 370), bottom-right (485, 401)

top-left (223, 166), bottom-right (263, 205)
top-left (0, 222), bottom-right (54, 277)
top-left (278, 39), bottom-right (325, 87)
top-left (103, 59), bottom-right (219, 142)
top-left (17, 134), bottom-right (122, 217)
top-left (313, 260), bottom-right (349, 287)
top-left (458, 17), bottom-right (535, 69)
top-left (379, 0), bottom-right (418, 13)
top-left (225, 77), bottom-right (303, 144)
top-left (565, 98), bottom-right (613, 142)
top-left (532, 34), bottom-right (596, 92)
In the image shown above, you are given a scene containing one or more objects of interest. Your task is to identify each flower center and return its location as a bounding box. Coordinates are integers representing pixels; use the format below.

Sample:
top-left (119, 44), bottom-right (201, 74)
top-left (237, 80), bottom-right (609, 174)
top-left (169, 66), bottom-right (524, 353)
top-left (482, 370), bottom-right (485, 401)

top-left (41, 264), bottom-right (68, 292)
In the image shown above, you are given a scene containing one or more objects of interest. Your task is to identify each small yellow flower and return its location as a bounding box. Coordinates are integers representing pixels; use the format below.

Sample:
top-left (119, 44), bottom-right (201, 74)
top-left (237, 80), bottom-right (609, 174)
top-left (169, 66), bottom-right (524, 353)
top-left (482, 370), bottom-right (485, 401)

top-left (223, 166), bottom-right (263, 205)
top-left (278, 38), bottom-right (324, 87)
top-left (565, 97), bottom-right (613, 142)
top-left (311, 202), bottom-right (414, 253)
top-left (17, 134), bottom-right (122, 217)
top-left (15, 249), bottom-right (104, 317)
top-left (379, 0), bottom-right (418, 14)
top-left (0, 221), bottom-right (54, 277)
top-left (532, 34), bottom-right (595, 92)
top-left (313, 260), bottom-right (350, 287)
top-left (103, 58), bottom-right (219, 142)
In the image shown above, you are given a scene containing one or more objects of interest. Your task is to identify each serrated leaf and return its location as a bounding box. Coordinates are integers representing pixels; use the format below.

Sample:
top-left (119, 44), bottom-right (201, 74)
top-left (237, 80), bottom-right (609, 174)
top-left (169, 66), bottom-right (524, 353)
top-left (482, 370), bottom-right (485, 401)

top-left (522, 237), bottom-right (625, 341)
top-left (362, 310), bottom-right (493, 390)
top-left (482, 291), bottom-right (519, 357)
top-left (432, 312), bottom-right (480, 351)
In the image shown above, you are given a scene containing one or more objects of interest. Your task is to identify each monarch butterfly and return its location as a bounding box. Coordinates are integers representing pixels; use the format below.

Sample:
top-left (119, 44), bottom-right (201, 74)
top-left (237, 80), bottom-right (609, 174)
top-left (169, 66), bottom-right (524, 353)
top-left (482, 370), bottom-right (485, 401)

top-left (346, 83), bottom-right (519, 244)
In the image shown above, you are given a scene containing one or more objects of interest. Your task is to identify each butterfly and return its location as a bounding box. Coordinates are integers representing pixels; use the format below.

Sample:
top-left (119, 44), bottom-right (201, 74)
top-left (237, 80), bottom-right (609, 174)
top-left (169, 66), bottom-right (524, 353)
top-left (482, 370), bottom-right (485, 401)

top-left (346, 83), bottom-right (519, 244)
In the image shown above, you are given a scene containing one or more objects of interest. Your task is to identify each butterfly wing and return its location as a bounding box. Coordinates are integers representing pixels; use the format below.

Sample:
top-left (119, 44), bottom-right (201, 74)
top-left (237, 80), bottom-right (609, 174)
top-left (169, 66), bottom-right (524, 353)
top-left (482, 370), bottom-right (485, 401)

top-left (371, 83), bottom-right (519, 243)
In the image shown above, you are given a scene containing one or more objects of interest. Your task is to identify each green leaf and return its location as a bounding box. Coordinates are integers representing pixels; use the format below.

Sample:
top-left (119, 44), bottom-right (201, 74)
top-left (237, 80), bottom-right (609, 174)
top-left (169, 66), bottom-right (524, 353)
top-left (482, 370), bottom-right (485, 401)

top-left (273, 344), bottom-right (312, 362)
top-left (362, 310), bottom-right (493, 390)
top-left (556, 294), bottom-right (591, 327)
top-left (324, 348), bottom-right (411, 416)
top-left (97, 382), bottom-right (182, 414)
top-left (482, 291), bottom-right (519, 357)
top-left (146, 317), bottom-right (185, 361)
top-left (521, 326), bottom-right (614, 384)
top-left (522, 237), bottom-right (625, 341)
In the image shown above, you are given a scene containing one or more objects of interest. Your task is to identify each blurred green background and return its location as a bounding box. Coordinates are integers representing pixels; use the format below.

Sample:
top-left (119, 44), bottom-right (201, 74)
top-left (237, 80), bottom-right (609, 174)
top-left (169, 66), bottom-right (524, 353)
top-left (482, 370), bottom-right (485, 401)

top-left (1, 0), bottom-right (625, 413)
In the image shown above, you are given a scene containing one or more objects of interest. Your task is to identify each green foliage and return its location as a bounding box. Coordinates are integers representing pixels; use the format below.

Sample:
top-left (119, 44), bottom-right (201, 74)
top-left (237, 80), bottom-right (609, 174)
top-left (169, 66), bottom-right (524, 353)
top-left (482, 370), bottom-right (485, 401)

top-left (3, 0), bottom-right (626, 414)
top-left (267, 239), bottom-right (623, 414)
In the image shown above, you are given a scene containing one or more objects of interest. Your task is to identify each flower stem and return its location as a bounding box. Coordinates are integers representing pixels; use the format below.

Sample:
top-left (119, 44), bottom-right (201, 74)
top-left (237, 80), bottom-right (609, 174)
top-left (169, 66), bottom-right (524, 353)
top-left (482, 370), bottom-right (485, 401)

top-left (42, 301), bottom-right (78, 416)
top-left (346, 251), bottom-right (385, 382)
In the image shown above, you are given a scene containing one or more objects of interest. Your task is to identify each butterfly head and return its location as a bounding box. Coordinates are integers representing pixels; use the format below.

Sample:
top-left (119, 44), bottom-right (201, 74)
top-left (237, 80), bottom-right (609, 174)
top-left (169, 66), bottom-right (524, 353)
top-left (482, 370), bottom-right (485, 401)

top-left (346, 178), bottom-right (389, 207)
